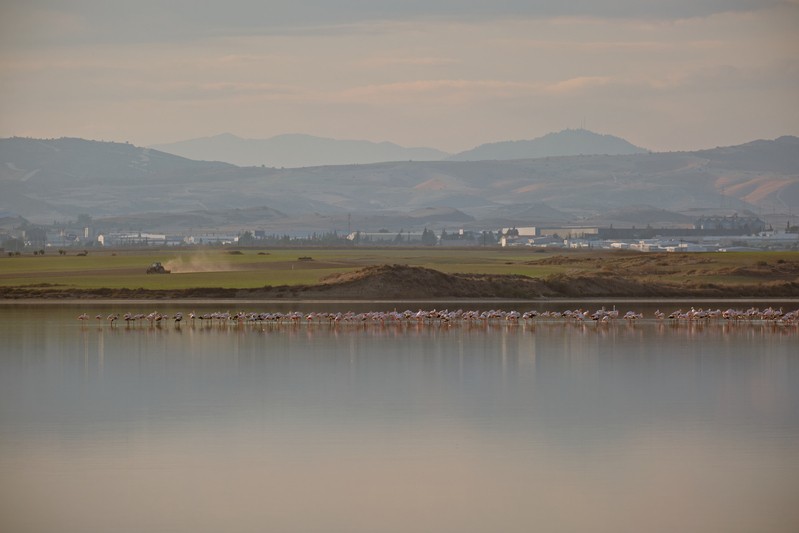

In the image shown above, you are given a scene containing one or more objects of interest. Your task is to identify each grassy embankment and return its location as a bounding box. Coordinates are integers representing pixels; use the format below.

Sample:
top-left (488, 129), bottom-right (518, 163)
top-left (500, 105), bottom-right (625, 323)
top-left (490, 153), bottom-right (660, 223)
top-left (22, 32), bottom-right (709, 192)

top-left (1, 248), bottom-right (797, 298)
top-left (0, 248), bottom-right (558, 290)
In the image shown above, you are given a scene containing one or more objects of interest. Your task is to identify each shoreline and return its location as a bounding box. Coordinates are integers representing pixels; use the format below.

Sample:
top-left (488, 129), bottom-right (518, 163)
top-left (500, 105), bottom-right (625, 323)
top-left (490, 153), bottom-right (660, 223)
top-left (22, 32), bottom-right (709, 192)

top-left (3, 297), bottom-right (799, 306)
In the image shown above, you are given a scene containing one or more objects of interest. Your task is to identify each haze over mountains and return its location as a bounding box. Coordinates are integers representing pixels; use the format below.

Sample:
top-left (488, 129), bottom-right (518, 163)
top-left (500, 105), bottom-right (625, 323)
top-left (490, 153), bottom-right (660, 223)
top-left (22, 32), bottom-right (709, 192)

top-left (448, 129), bottom-right (647, 161)
top-left (151, 133), bottom-right (449, 168)
top-left (2, 133), bottom-right (797, 233)
top-left (151, 129), bottom-right (647, 168)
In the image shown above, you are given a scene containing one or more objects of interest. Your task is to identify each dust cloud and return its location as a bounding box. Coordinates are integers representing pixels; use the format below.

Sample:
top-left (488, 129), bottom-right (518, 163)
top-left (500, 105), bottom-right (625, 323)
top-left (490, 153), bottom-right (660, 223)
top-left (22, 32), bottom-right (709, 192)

top-left (163, 253), bottom-right (236, 273)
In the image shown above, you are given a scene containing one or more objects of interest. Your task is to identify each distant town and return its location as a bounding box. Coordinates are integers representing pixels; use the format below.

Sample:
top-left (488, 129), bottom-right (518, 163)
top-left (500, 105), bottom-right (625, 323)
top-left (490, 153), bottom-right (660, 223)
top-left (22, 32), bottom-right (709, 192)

top-left (2, 213), bottom-right (797, 254)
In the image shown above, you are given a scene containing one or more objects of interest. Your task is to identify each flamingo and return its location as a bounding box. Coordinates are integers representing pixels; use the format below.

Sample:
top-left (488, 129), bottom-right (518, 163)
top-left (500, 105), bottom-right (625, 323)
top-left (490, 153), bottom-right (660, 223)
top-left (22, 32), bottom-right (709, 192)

top-left (63, 305), bottom-right (799, 330)
top-left (623, 311), bottom-right (643, 321)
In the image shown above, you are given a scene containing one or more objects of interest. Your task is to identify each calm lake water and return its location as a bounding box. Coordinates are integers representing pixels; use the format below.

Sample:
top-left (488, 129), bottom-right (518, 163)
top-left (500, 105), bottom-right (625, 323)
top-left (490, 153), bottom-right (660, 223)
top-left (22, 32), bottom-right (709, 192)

top-left (1, 302), bottom-right (798, 533)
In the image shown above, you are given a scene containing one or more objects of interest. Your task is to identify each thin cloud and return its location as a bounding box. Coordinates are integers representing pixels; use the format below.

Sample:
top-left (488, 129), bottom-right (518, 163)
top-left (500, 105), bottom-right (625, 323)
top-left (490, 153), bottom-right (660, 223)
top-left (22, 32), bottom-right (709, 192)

top-left (336, 79), bottom-right (540, 104)
top-left (358, 56), bottom-right (460, 69)
top-left (336, 75), bottom-right (683, 103)
top-left (0, 1), bottom-right (784, 48)
top-left (129, 81), bottom-right (307, 103)
top-left (542, 77), bottom-right (614, 94)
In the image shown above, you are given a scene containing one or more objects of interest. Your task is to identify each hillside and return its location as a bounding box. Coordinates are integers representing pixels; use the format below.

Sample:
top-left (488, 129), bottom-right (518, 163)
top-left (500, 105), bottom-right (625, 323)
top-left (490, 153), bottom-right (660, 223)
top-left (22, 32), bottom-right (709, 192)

top-left (1, 135), bottom-right (797, 230)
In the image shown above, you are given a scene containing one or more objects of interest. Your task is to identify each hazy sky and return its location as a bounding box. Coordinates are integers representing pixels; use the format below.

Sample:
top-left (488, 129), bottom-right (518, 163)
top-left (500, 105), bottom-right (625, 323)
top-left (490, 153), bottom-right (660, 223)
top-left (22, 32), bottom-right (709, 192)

top-left (1, 0), bottom-right (797, 152)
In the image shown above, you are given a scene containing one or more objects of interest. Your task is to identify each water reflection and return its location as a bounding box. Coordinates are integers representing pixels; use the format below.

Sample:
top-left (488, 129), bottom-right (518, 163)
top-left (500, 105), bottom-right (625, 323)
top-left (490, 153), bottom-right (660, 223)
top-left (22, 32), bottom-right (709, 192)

top-left (1, 304), bottom-right (798, 533)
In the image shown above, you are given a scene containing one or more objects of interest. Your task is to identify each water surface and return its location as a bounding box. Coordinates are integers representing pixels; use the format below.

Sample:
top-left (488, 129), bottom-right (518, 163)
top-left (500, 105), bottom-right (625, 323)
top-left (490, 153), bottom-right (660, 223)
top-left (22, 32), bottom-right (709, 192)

top-left (1, 303), bottom-right (798, 533)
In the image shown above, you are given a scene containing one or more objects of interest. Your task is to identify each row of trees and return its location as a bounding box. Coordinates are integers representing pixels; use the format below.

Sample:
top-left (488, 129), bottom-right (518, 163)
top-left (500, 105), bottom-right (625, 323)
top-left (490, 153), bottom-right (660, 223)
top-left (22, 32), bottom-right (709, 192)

top-left (237, 231), bottom-right (352, 246)
top-left (3, 224), bottom-right (501, 252)
top-left (348, 228), bottom-right (499, 246)
top-left (233, 228), bottom-right (502, 247)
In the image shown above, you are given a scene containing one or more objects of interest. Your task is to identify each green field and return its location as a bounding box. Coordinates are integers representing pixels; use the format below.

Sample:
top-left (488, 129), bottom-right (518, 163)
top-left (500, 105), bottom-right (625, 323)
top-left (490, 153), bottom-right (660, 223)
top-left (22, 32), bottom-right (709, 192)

top-left (0, 247), bottom-right (797, 290)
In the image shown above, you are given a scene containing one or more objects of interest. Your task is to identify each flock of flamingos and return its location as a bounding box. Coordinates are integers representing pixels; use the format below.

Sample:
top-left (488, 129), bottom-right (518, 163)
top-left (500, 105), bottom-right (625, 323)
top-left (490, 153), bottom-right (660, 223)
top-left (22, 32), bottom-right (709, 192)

top-left (77, 306), bottom-right (799, 327)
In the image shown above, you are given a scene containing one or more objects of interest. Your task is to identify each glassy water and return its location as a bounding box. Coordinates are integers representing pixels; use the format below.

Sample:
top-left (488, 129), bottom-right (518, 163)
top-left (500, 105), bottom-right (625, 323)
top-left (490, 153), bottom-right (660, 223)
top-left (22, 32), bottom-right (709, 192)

top-left (1, 303), bottom-right (798, 533)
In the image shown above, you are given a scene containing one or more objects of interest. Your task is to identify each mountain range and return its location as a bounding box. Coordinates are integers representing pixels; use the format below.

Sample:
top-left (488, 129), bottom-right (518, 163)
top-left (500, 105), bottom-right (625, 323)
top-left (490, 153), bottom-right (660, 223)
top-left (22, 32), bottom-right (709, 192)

top-left (150, 129), bottom-right (647, 168)
top-left (1, 134), bottom-right (797, 233)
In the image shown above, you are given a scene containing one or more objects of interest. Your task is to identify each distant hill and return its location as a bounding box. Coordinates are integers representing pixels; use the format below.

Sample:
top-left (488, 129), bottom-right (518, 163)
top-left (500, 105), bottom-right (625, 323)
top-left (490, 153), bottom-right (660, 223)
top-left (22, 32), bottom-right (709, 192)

top-left (694, 135), bottom-right (799, 173)
top-left (150, 133), bottom-right (450, 167)
top-left (449, 129), bottom-right (647, 161)
top-left (0, 136), bottom-right (235, 182)
top-left (2, 135), bottom-right (797, 231)
top-left (0, 137), bottom-right (254, 220)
